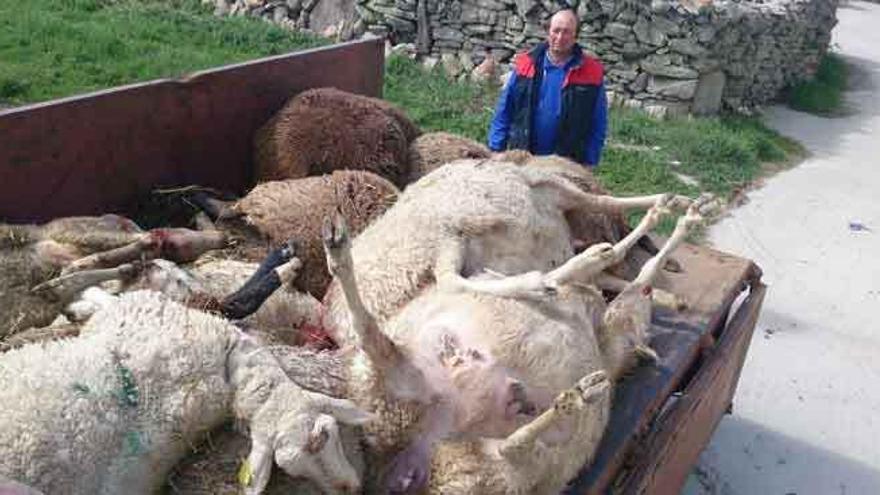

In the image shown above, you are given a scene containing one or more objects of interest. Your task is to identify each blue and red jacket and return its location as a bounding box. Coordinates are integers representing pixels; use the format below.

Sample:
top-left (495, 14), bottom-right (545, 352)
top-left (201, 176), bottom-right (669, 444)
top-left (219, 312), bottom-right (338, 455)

top-left (488, 43), bottom-right (607, 166)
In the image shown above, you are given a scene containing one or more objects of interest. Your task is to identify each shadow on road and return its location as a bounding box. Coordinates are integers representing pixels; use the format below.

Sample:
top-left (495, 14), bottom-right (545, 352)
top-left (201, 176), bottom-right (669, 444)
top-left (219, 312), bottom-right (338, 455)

top-left (684, 416), bottom-right (880, 495)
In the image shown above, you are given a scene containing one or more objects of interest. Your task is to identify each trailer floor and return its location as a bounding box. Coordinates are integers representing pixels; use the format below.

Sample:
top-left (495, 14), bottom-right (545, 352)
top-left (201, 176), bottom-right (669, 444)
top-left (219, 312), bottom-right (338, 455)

top-left (683, 3), bottom-right (880, 494)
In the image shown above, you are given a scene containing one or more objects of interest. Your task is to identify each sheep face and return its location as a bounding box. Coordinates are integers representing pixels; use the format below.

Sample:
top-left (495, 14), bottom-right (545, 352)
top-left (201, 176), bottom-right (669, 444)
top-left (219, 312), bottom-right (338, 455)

top-left (428, 331), bottom-right (539, 439)
top-left (274, 413), bottom-right (361, 494)
top-left (244, 401), bottom-right (372, 495)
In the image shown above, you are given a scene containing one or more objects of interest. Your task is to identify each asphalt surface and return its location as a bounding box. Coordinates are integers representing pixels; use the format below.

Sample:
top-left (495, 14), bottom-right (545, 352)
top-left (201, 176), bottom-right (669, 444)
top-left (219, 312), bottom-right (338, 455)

top-left (683, 2), bottom-right (880, 494)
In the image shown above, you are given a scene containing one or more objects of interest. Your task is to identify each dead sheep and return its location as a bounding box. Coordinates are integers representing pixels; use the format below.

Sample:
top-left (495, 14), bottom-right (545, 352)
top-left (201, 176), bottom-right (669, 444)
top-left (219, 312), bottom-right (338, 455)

top-left (495, 151), bottom-right (626, 247)
top-left (423, 204), bottom-right (708, 494)
top-left (406, 132), bottom-right (492, 183)
top-left (15, 253), bottom-right (329, 352)
top-left (0, 289), bottom-right (373, 495)
top-left (253, 88), bottom-right (420, 188)
top-left (201, 170), bottom-right (399, 299)
top-left (0, 215), bottom-right (226, 339)
top-left (150, 190), bottom-right (708, 494)
top-left (165, 347), bottom-right (359, 495)
top-left (306, 160), bottom-right (709, 493)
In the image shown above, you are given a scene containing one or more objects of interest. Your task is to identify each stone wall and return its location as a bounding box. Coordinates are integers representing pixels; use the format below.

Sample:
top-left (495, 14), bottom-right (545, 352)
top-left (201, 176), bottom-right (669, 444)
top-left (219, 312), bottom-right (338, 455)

top-left (207, 0), bottom-right (839, 115)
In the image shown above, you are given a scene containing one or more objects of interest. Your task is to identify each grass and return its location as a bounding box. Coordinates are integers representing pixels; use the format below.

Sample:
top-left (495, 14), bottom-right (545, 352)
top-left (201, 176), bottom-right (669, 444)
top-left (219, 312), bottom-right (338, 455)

top-left (383, 55), bottom-right (499, 142)
top-left (785, 52), bottom-right (848, 116)
top-left (0, 0), bottom-right (325, 105)
top-left (606, 109), bottom-right (797, 196)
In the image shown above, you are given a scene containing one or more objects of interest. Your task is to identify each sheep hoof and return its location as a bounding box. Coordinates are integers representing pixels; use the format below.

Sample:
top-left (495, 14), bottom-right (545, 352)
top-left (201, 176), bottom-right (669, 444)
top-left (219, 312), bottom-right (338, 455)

top-left (321, 212), bottom-right (349, 251)
top-left (219, 242), bottom-right (299, 320)
top-left (574, 370), bottom-right (610, 405)
top-left (255, 239), bottom-right (298, 279)
top-left (553, 389), bottom-right (582, 415)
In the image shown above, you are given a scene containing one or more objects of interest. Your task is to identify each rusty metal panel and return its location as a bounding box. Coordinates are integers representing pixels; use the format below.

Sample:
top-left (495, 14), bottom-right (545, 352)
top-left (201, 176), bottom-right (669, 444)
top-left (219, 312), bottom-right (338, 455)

top-left (0, 38), bottom-right (384, 223)
top-left (619, 278), bottom-right (767, 494)
top-left (565, 247), bottom-right (761, 495)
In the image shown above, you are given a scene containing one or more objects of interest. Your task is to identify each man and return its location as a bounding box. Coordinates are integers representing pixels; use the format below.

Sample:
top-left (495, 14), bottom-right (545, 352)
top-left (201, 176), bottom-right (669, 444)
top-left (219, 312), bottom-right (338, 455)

top-left (488, 9), bottom-right (608, 167)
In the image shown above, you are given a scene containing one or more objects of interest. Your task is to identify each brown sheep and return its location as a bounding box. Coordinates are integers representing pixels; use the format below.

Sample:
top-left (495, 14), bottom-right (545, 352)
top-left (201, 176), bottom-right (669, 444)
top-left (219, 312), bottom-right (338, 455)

top-left (200, 170), bottom-right (399, 299)
top-left (406, 132), bottom-right (492, 183)
top-left (253, 88), bottom-right (420, 188)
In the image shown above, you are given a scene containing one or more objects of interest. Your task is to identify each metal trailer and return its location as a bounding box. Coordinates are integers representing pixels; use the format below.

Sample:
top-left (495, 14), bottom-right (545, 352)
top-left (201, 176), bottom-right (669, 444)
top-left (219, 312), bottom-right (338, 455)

top-left (0, 38), bottom-right (765, 495)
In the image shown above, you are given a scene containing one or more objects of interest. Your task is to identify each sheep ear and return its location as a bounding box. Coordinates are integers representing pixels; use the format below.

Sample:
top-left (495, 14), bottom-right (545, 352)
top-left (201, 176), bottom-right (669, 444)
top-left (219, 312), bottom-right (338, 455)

top-left (241, 438), bottom-right (274, 495)
top-left (323, 396), bottom-right (376, 426)
top-left (306, 421), bottom-right (330, 454)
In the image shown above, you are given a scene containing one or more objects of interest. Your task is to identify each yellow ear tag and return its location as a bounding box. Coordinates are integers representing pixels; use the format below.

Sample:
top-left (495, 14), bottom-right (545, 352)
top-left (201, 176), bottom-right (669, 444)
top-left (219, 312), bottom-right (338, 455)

top-left (238, 458), bottom-right (253, 487)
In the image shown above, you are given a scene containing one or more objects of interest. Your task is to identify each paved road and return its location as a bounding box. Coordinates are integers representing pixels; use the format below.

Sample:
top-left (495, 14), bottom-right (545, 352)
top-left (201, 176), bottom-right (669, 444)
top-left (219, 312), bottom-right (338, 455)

top-left (683, 2), bottom-right (880, 494)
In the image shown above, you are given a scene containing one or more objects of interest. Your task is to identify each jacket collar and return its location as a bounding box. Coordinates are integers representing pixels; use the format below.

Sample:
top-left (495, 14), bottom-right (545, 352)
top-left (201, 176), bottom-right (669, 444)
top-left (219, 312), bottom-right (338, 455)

top-left (529, 42), bottom-right (584, 70)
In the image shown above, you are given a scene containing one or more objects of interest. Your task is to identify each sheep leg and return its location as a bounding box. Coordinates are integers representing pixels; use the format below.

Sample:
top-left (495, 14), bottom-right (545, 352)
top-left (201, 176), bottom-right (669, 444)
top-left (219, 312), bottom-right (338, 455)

top-left (181, 188), bottom-right (241, 221)
top-left (60, 228), bottom-right (227, 275)
top-left (629, 194), bottom-right (713, 288)
top-left (498, 371), bottom-right (610, 462)
top-left (61, 236), bottom-right (159, 275)
top-left (31, 263), bottom-right (144, 302)
top-left (531, 174), bottom-right (693, 214)
top-left (447, 195), bottom-right (676, 299)
top-left (433, 215), bottom-right (514, 290)
top-left (602, 196), bottom-right (714, 372)
top-left (433, 238), bottom-right (552, 299)
top-left (322, 213), bottom-right (398, 365)
top-left (543, 193), bottom-right (681, 288)
top-left (151, 228), bottom-right (229, 263)
top-left (596, 273), bottom-right (687, 311)
top-left (220, 241), bottom-right (300, 319)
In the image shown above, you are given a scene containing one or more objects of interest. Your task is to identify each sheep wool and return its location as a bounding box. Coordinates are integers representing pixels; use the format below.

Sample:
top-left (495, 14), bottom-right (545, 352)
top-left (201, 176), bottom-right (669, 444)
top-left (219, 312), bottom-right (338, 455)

top-left (253, 87), bottom-right (419, 188)
top-left (0, 291), bottom-right (234, 495)
top-left (232, 170), bottom-right (399, 298)
top-left (406, 132), bottom-right (492, 184)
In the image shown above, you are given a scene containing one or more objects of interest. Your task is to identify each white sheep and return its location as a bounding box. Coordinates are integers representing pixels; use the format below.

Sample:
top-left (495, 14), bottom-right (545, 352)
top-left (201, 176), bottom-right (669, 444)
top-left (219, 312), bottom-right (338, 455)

top-left (9, 250), bottom-right (327, 351)
top-left (0, 289), bottom-right (372, 495)
top-left (422, 202), bottom-right (709, 494)
top-left (307, 159), bottom-right (708, 493)
top-left (0, 214), bottom-right (226, 341)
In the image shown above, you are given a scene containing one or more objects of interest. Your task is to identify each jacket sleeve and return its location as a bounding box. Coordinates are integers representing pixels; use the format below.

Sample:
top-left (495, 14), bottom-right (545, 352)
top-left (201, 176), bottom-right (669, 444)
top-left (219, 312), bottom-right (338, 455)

top-left (487, 70), bottom-right (518, 152)
top-left (583, 81), bottom-right (608, 166)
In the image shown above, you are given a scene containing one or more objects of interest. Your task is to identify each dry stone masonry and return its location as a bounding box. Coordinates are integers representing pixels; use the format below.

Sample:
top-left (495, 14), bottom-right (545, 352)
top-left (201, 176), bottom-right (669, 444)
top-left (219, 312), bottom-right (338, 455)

top-left (206, 0), bottom-right (839, 115)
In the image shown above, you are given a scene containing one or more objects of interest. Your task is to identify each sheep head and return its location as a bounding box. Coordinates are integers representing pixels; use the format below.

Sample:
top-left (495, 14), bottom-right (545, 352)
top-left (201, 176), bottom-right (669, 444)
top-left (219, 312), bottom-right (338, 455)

top-left (242, 395), bottom-right (374, 495)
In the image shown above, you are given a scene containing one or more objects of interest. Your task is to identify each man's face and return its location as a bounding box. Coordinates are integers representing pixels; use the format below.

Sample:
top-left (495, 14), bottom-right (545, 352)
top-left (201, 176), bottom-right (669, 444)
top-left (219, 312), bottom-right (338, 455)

top-left (547, 12), bottom-right (577, 60)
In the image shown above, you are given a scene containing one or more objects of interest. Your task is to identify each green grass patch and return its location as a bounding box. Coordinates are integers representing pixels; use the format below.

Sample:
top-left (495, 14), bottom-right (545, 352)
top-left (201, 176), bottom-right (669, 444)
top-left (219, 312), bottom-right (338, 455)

top-left (785, 53), bottom-right (848, 115)
top-left (0, 0), bottom-right (324, 105)
top-left (383, 55), bottom-right (499, 142)
top-left (608, 109), bottom-right (793, 195)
